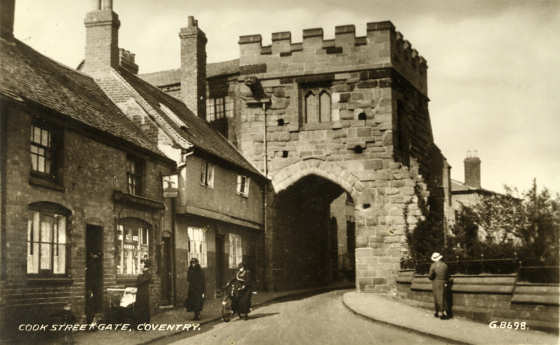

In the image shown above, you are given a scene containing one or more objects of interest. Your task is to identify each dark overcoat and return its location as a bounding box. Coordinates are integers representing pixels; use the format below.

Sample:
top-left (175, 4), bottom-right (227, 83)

top-left (428, 260), bottom-right (449, 313)
top-left (186, 265), bottom-right (205, 312)
top-left (234, 269), bottom-right (252, 314)
top-left (135, 270), bottom-right (152, 323)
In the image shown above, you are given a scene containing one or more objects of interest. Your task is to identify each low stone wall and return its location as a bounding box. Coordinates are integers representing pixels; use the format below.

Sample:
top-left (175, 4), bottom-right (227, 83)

top-left (396, 270), bottom-right (559, 334)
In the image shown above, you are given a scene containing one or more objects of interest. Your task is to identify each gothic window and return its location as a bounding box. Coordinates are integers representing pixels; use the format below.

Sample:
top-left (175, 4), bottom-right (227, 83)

top-left (319, 91), bottom-right (332, 122)
top-left (116, 218), bottom-right (150, 276)
top-left (27, 203), bottom-right (70, 276)
top-left (304, 91), bottom-right (319, 123)
top-left (228, 233), bottom-right (243, 268)
top-left (303, 88), bottom-right (332, 124)
top-left (187, 227), bottom-right (207, 268)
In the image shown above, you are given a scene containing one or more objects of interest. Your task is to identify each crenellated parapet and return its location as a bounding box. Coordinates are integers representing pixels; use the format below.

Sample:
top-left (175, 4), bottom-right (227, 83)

top-left (238, 20), bottom-right (428, 96)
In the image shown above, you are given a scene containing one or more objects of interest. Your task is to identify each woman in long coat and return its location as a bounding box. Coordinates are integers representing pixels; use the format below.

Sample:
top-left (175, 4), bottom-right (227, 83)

top-left (186, 258), bottom-right (205, 320)
top-left (135, 260), bottom-right (152, 324)
top-left (428, 252), bottom-right (449, 320)
top-left (232, 262), bottom-right (252, 320)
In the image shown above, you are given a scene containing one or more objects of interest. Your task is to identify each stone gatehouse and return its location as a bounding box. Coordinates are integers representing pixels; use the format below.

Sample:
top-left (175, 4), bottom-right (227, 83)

top-left (142, 21), bottom-right (451, 292)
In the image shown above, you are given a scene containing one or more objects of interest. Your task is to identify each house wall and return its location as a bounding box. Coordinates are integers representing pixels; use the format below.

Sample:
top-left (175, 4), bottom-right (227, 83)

top-left (178, 154), bottom-right (263, 227)
top-left (0, 104), bottom-right (173, 340)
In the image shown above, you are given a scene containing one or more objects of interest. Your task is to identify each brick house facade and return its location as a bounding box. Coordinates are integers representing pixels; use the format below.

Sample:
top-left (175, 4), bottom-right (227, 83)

top-left (0, 0), bottom-right (175, 340)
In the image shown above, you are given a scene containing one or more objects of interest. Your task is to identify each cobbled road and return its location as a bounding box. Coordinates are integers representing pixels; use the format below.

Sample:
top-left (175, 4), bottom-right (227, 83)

top-left (153, 290), bottom-right (448, 345)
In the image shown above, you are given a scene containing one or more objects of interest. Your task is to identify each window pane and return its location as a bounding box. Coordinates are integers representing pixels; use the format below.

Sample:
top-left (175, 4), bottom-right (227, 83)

top-left (41, 128), bottom-right (50, 147)
top-left (57, 216), bottom-right (66, 244)
top-left (54, 245), bottom-right (66, 274)
top-left (33, 126), bottom-right (41, 144)
top-left (38, 156), bottom-right (45, 173)
top-left (31, 154), bottom-right (38, 171)
top-left (320, 92), bottom-right (331, 122)
top-left (305, 93), bottom-right (318, 123)
top-left (40, 218), bottom-right (53, 270)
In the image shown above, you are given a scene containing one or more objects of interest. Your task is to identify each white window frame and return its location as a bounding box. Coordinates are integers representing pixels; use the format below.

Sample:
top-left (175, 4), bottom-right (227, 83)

top-left (200, 161), bottom-right (214, 188)
top-left (236, 175), bottom-right (250, 198)
top-left (27, 210), bottom-right (68, 276)
top-left (228, 233), bottom-right (243, 269)
top-left (187, 227), bottom-right (207, 268)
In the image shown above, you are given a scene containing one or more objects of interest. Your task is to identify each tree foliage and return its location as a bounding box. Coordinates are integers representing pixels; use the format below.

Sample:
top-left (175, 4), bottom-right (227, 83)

top-left (451, 179), bottom-right (559, 265)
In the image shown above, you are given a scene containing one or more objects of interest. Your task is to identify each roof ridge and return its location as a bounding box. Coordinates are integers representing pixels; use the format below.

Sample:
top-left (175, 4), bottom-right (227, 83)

top-left (108, 68), bottom-right (194, 150)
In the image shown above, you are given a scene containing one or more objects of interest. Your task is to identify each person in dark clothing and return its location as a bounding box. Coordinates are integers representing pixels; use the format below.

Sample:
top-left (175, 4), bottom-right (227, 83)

top-left (230, 262), bottom-right (252, 320)
top-left (135, 259), bottom-right (152, 325)
top-left (428, 252), bottom-right (450, 320)
top-left (186, 258), bottom-right (205, 321)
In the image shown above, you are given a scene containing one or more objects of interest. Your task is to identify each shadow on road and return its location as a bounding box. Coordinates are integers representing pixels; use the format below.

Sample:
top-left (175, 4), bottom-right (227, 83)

top-left (246, 312), bottom-right (279, 320)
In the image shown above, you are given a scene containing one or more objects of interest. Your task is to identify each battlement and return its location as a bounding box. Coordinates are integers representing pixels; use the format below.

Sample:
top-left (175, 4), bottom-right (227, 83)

top-left (238, 21), bottom-right (427, 95)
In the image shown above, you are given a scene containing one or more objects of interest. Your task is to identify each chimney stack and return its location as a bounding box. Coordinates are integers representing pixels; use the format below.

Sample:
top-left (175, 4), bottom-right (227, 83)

top-left (82, 0), bottom-right (120, 74)
top-left (464, 150), bottom-right (481, 189)
top-left (179, 16), bottom-right (207, 120)
top-left (119, 48), bottom-right (139, 74)
top-left (0, 0), bottom-right (15, 38)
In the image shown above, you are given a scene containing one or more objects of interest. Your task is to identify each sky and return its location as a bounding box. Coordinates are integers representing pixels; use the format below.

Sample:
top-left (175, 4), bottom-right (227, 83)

top-left (12, 0), bottom-right (560, 196)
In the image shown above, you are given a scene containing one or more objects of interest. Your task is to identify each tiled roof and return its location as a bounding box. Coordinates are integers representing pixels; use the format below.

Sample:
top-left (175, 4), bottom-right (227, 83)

top-left (112, 67), bottom-right (262, 177)
top-left (451, 179), bottom-right (497, 195)
top-left (0, 37), bottom-right (166, 160)
top-left (140, 59), bottom-right (240, 86)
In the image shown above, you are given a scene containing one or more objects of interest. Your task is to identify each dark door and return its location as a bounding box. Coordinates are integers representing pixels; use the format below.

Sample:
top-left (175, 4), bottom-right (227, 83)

top-left (160, 237), bottom-right (173, 305)
top-left (215, 234), bottom-right (225, 291)
top-left (86, 225), bottom-right (103, 323)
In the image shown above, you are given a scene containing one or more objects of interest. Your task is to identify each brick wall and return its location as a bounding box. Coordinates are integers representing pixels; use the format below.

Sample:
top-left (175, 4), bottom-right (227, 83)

top-left (0, 104), bottom-right (172, 340)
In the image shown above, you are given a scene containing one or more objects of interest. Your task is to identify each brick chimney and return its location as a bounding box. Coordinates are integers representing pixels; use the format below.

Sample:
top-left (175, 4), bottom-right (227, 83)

top-left (0, 0), bottom-right (15, 38)
top-left (179, 16), bottom-right (207, 120)
top-left (464, 150), bottom-right (481, 189)
top-left (82, 0), bottom-right (120, 74)
top-left (119, 48), bottom-right (138, 74)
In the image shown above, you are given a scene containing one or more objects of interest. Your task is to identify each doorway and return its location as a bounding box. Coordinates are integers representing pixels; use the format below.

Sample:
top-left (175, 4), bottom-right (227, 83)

top-left (85, 225), bottom-right (103, 323)
top-left (160, 237), bottom-right (173, 305)
top-left (215, 234), bottom-right (225, 292)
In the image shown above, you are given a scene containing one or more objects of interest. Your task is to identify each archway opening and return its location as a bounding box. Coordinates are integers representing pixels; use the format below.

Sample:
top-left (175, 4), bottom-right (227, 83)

top-left (270, 174), bottom-right (356, 290)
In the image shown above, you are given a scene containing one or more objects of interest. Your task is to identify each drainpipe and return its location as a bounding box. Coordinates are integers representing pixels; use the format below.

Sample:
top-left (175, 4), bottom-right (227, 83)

top-left (261, 101), bottom-right (269, 291)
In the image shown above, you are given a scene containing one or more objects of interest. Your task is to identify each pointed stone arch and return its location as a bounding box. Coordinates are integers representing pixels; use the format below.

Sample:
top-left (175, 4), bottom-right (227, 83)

top-left (271, 158), bottom-right (365, 203)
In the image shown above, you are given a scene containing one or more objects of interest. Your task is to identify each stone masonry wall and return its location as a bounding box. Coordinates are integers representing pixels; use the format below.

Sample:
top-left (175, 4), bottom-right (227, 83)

top-left (234, 21), bottom-right (443, 293)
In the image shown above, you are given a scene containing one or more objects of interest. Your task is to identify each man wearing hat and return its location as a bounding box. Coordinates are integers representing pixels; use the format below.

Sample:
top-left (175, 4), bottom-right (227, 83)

top-left (428, 252), bottom-right (449, 319)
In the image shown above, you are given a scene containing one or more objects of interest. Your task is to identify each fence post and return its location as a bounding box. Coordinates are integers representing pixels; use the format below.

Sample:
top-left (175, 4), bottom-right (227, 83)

top-left (480, 253), bottom-right (484, 273)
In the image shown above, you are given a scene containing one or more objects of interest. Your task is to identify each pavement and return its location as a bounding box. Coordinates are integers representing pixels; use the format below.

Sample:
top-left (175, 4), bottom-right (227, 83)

top-left (36, 282), bottom-right (352, 345)
top-left (27, 283), bottom-right (558, 345)
top-left (342, 291), bottom-right (559, 345)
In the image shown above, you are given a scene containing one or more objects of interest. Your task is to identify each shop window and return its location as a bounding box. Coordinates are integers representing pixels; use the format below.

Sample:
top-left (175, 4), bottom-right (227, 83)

top-left (187, 227), bottom-right (207, 268)
top-left (200, 161), bottom-right (214, 188)
top-left (228, 233), bottom-right (243, 268)
top-left (116, 219), bottom-right (150, 276)
top-left (27, 203), bottom-right (70, 276)
top-left (236, 175), bottom-right (250, 197)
